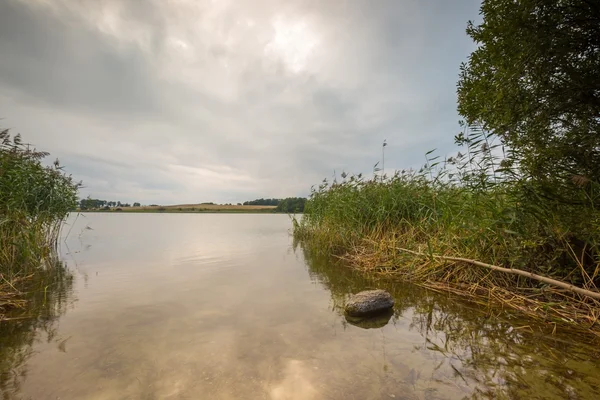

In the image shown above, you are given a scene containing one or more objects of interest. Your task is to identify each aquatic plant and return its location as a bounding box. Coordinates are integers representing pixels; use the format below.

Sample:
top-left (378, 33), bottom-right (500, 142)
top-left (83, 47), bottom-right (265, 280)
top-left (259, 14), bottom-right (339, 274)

top-left (294, 125), bottom-right (600, 333)
top-left (0, 129), bottom-right (79, 312)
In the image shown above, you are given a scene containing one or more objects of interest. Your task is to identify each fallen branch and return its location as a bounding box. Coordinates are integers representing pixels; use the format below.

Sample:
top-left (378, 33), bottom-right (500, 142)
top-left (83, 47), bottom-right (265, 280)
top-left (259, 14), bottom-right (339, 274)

top-left (395, 247), bottom-right (600, 301)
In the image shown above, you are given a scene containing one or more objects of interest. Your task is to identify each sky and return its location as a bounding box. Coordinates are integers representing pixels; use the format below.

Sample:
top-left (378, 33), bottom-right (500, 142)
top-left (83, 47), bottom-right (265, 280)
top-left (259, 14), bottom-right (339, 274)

top-left (0, 0), bottom-right (481, 205)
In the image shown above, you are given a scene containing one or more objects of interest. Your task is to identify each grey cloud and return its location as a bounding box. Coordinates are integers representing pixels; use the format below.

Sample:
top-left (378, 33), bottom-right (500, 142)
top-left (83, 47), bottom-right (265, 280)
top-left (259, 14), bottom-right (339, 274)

top-left (0, 1), bottom-right (161, 118)
top-left (0, 0), bottom-right (482, 204)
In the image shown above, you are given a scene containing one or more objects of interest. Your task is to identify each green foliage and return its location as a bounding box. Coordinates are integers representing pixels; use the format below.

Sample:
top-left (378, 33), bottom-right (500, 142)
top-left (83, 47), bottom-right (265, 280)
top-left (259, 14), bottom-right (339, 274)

top-left (457, 0), bottom-right (600, 200)
top-left (295, 124), bottom-right (600, 292)
top-left (242, 197), bottom-right (306, 211)
top-left (0, 129), bottom-right (79, 281)
top-left (80, 198), bottom-right (133, 209)
top-left (452, 0), bottom-right (600, 292)
top-left (276, 197), bottom-right (306, 213)
top-left (243, 198), bottom-right (280, 206)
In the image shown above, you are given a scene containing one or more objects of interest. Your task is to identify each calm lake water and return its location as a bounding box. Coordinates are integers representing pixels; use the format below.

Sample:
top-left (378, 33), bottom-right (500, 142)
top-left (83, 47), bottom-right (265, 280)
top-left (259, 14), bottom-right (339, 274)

top-left (1, 213), bottom-right (599, 399)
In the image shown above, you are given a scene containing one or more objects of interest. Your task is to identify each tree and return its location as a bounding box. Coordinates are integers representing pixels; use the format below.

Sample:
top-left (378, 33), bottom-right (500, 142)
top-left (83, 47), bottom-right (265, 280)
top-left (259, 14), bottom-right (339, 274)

top-left (457, 0), bottom-right (600, 199)
top-left (243, 198), bottom-right (281, 206)
top-left (458, 1), bottom-right (600, 278)
top-left (80, 197), bottom-right (103, 210)
top-left (276, 197), bottom-right (306, 213)
top-left (133, 202), bottom-right (141, 207)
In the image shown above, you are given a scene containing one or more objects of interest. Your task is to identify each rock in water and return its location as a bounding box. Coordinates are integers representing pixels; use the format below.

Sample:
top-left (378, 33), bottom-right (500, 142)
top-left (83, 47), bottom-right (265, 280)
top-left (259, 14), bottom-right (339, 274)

top-left (344, 289), bottom-right (394, 317)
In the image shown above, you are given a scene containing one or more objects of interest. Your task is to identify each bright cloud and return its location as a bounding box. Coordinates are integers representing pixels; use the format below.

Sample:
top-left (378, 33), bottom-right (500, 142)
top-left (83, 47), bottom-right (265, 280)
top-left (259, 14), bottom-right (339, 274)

top-left (0, 0), bottom-right (481, 204)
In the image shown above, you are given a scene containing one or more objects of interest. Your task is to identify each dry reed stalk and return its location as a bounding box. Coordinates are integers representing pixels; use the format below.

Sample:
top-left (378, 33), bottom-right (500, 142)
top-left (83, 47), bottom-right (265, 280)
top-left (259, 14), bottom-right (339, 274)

top-left (0, 274), bottom-right (33, 316)
top-left (393, 246), bottom-right (600, 301)
top-left (334, 237), bottom-right (600, 334)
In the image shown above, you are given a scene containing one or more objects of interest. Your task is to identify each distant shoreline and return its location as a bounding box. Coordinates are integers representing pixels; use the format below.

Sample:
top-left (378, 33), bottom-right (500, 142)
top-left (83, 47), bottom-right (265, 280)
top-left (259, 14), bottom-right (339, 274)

top-left (76, 204), bottom-right (286, 214)
top-left (80, 209), bottom-right (280, 214)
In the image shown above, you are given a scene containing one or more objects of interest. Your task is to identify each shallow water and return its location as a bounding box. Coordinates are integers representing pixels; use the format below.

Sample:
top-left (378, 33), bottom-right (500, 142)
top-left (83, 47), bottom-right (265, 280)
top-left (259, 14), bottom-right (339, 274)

top-left (1, 213), bottom-right (599, 399)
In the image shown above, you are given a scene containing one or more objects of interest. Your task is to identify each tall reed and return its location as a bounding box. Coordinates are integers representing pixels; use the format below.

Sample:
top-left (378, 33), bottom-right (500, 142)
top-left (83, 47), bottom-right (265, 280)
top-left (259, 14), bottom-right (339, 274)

top-left (294, 125), bottom-right (600, 331)
top-left (0, 129), bottom-right (79, 311)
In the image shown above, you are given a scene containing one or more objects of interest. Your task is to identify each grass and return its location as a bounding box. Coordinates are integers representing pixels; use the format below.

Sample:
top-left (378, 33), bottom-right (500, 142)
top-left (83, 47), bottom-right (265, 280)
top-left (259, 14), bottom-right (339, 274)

top-left (0, 129), bottom-right (79, 315)
top-left (293, 126), bottom-right (600, 335)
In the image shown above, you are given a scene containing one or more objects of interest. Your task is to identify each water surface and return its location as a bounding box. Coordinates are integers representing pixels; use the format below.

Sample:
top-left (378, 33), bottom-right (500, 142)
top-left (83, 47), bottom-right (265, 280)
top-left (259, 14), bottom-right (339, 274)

top-left (1, 213), bottom-right (599, 399)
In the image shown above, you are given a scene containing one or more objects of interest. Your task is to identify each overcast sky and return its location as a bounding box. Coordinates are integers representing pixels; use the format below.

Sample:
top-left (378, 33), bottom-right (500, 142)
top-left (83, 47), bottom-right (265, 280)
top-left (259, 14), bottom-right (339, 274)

top-left (0, 0), bottom-right (481, 204)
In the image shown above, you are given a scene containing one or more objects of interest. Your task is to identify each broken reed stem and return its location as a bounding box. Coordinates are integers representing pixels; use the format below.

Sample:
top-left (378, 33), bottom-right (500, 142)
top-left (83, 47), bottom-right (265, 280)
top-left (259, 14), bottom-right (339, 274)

top-left (395, 246), bottom-right (600, 301)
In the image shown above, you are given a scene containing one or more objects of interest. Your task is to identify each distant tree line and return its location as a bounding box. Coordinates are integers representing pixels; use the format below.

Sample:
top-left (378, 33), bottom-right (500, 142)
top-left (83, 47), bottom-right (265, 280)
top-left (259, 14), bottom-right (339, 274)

top-left (243, 198), bottom-right (281, 206)
top-left (275, 197), bottom-right (306, 213)
top-left (242, 197), bottom-right (306, 212)
top-left (79, 197), bottom-right (141, 210)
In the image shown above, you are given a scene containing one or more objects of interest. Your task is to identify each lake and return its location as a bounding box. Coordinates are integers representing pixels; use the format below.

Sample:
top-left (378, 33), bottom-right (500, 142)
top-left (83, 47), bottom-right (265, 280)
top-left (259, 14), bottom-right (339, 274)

top-left (1, 213), bottom-right (599, 399)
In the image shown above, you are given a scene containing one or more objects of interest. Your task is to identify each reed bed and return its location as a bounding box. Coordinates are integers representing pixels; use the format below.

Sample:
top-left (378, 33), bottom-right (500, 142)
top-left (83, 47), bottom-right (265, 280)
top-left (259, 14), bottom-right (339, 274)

top-left (0, 129), bottom-right (79, 315)
top-left (294, 126), bottom-right (600, 334)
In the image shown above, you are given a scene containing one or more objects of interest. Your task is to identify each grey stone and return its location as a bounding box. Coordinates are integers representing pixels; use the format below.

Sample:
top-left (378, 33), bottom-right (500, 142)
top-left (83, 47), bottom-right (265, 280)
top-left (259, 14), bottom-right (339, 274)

top-left (344, 289), bottom-right (394, 317)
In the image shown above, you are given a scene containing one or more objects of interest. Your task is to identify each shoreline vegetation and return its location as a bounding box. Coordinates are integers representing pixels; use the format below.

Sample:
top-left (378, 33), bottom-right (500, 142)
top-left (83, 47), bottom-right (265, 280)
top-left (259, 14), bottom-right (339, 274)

top-left (292, 130), bottom-right (600, 336)
top-left (294, 0), bottom-right (600, 336)
top-left (0, 130), bottom-right (79, 318)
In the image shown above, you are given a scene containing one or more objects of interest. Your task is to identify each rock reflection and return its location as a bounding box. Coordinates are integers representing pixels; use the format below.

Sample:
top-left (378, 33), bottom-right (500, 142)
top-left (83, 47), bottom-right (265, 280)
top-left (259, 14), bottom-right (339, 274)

top-left (345, 309), bottom-right (393, 329)
top-left (298, 245), bottom-right (600, 399)
top-left (0, 263), bottom-right (75, 398)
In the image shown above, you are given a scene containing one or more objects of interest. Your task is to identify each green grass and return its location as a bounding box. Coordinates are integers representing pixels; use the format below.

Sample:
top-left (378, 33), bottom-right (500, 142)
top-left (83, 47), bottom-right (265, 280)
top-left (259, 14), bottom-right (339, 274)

top-left (294, 127), bottom-right (600, 333)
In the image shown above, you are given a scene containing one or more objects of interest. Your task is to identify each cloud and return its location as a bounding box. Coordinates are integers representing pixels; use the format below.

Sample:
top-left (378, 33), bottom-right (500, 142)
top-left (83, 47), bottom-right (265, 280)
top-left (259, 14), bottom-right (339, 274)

top-left (0, 0), bottom-right (481, 204)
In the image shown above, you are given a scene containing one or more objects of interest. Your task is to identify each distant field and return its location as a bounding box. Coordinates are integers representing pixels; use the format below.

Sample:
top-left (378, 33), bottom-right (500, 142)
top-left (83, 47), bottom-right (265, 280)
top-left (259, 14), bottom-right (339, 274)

top-left (81, 204), bottom-right (278, 213)
top-left (134, 204), bottom-right (276, 212)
